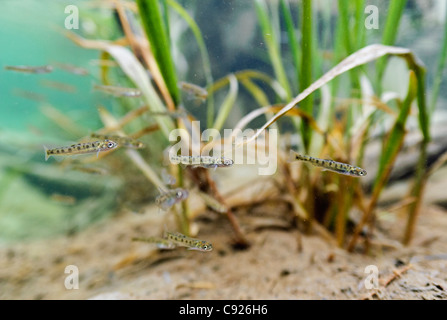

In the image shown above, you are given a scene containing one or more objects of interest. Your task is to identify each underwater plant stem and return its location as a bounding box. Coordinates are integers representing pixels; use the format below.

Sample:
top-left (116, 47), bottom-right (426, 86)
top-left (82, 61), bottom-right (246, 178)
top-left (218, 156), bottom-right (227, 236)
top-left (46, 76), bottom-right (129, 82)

top-left (403, 140), bottom-right (428, 245)
top-left (280, 0), bottom-right (300, 89)
top-left (204, 170), bottom-right (249, 247)
top-left (300, 0), bottom-right (314, 152)
top-left (254, 0), bottom-right (292, 100)
top-left (376, 0), bottom-right (408, 85)
top-left (430, 4), bottom-right (447, 113)
top-left (347, 71), bottom-right (417, 252)
top-left (136, 0), bottom-right (180, 105)
top-left (177, 166), bottom-right (190, 235)
top-left (114, 0), bottom-right (176, 112)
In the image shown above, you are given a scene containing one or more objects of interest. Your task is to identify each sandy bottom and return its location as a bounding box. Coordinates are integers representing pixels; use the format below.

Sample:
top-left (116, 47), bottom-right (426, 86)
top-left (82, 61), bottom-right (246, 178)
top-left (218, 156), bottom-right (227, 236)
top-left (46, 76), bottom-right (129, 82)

top-left (1, 188), bottom-right (447, 300)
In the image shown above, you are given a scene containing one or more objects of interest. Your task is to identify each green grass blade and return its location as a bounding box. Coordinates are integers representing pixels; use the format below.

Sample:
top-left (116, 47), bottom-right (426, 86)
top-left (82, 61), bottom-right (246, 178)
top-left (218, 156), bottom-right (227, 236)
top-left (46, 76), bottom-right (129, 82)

top-left (254, 0), bottom-right (292, 100)
top-left (240, 45), bottom-right (423, 146)
top-left (166, 0), bottom-right (215, 128)
top-left (280, 0), bottom-right (301, 90)
top-left (210, 69), bottom-right (287, 101)
top-left (300, 0), bottom-right (314, 152)
top-left (213, 74), bottom-right (239, 132)
top-left (337, 0), bottom-right (352, 54)
top-left (240, 78), bottom-right (270, 107)
top-left (136, 0), bottom-right (180, 105)
top-left (374, 73), bottom-right (416, 191)
top-left (376, 0), bottom-right (408, 83)
top-left (430, 5), bottom-right (447, 113)
top-left (347, 70), bottom-right (417, 251)
top-left (354, 0), bottom-right (366, 49)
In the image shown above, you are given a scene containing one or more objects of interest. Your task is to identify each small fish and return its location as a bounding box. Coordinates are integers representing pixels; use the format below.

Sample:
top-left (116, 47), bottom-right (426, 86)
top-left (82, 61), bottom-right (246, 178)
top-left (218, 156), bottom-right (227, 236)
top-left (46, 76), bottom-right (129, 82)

top-left (53, 62), bottom-right (89, 76)
top-left (165, 231), bottom-right (213, 252)
top-left (289, 151), bottom-right (367, 177)
top-left (169, 154), bottom-right (234, 169)
top-left (132, 237), bottom-right (176, 249)
top-left (155, 188), bottom-right (189, 211)
top-left (39, 79), bottom-right (77, 93)
top-left (90, 133), bottom-right (144, 149)
top-left (44, 139), bottom-right (118, 161)
top-left (4, 65), bottom-right (53, 74)
top-left (178, 81), bottom-right (208, 101)
top-left (12, 88), bottom-right (47, 102)
top-left (93, 84), bottom-right (142, 97)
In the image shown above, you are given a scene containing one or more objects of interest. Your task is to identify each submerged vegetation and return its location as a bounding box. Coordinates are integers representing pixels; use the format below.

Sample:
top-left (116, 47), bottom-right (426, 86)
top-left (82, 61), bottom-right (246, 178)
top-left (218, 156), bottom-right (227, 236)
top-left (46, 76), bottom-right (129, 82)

top-left (6, 0), bottom-right (447, 254)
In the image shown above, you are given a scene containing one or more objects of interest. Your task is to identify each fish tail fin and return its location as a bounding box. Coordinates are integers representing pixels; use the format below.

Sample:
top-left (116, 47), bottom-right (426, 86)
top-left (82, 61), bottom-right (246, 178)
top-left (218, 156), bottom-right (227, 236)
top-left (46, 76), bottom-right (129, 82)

top-left (43, 145), bottom-right (51, 161)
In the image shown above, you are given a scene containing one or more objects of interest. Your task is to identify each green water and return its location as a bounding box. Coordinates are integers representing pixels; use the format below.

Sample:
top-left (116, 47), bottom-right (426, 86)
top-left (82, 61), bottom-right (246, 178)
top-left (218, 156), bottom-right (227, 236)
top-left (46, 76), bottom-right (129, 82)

top-left (0, 0), bottom-right (115, 133)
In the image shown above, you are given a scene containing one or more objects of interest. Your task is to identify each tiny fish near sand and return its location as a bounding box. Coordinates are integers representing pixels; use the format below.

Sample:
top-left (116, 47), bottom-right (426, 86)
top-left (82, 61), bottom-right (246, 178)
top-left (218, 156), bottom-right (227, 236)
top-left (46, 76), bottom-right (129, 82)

top-left (155, 188), bottom-right (189, 211)
top-left (289, 150), bottom-right (367, 177)
top-left (4, 65), bottom-right (53, 74)
top-left (93, 84), bottom-right (142, 97)
top-left (44, 139), bottom-right (118, 161)
top-left (169, 154), bottom-right (234, 169)
top-left (165, 231), bottom-right (213, 252)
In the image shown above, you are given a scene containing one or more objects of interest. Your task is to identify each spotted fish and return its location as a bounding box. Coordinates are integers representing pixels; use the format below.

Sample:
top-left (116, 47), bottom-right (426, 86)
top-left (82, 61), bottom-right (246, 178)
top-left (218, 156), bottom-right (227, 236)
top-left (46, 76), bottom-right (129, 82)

top-left (90, 133), bottom-right (144, 149)
top-left (165, 231), bottom-right (213, 252)
top-left (289, 150), bottom-right (367, 177)
top-left (4, 65), bottom-right (53, 74)
top-left (44, 139), bottom-right (118, 161)
top-left (169, 154), bottom-right (234, 169)
top-left (93, 84), bottom-right (142, 97)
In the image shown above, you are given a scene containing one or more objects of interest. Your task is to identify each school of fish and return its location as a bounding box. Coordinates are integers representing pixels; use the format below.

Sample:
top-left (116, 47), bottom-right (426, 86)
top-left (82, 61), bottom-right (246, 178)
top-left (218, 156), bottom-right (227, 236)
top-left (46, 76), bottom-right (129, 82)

top-left (8, 60), bottom-right (369, 254)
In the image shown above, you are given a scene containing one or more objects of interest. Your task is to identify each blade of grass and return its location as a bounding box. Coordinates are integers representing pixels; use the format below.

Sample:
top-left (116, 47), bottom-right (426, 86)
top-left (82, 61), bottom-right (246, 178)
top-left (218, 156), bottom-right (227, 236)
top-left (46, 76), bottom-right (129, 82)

top-left (402, 62), bottom-right (430, 245)
top-left (237, 44), bottom-right (422, 146)
top-left (254, 0), bottom-right (292, 100)
top-left (136, 0), bottom-right (180, 104)
top-left (337, 0), bottom-right (352, 54)
top-left (354, 0), bottom-right (366, 49)
top-left (347, 70), bottom-right (417, 252)
top-left (376, 0), bottom-right (408, 83)
top-left (300, 0), bottom-right (314, 152)
top-left (280, 0), bottom-right (301, 90)
top-left (430, 4), bottom-right (447, 113)
top-left (64, 32), bottom-right (176, 138)
top-left (211, 70), bottom-right (287, 100)
top-left (213, 74), bottom-right (238, 132)
top-left (239, 78), bottom-right (270, 107)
